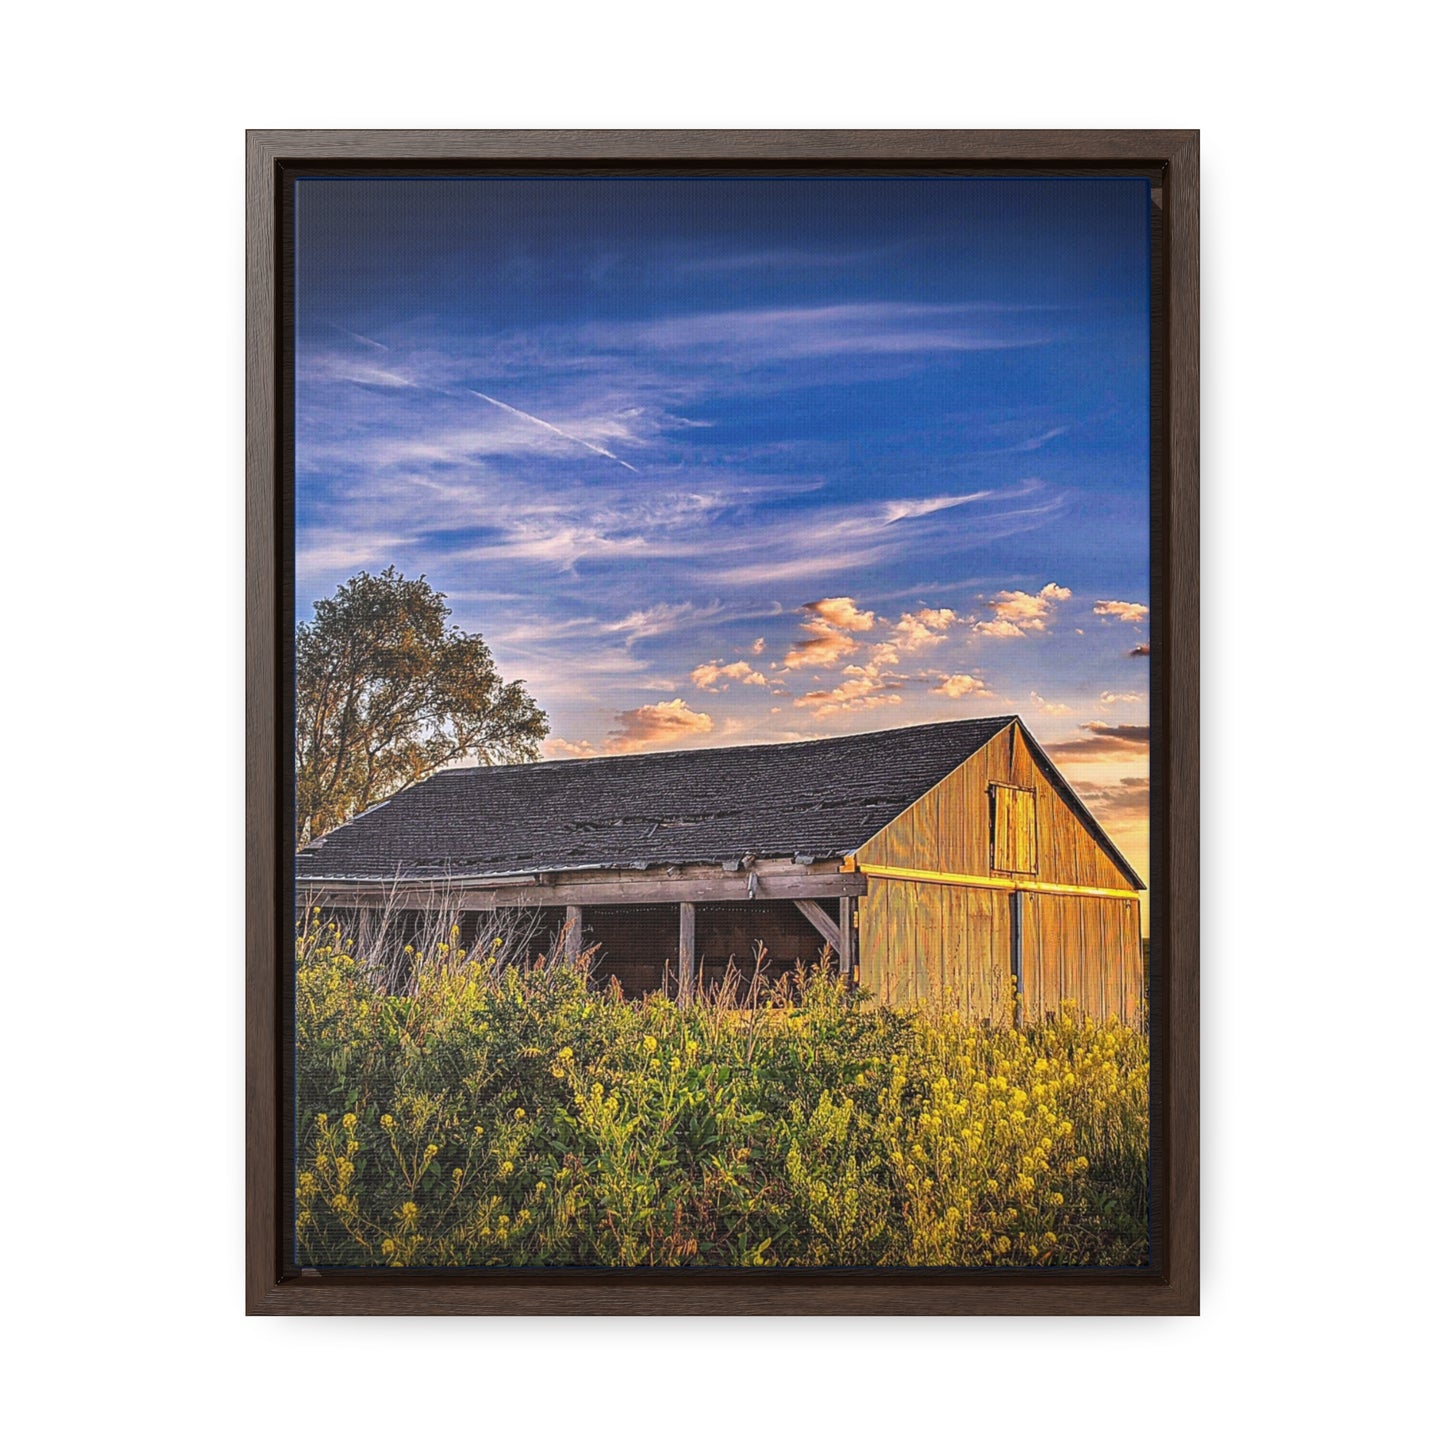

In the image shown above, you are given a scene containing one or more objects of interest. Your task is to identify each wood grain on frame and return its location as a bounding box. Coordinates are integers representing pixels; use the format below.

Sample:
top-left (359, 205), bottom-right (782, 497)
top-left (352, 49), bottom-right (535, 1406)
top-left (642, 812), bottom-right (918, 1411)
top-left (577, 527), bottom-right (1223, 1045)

top-left (246, 128), bottom-right (1199, 1316)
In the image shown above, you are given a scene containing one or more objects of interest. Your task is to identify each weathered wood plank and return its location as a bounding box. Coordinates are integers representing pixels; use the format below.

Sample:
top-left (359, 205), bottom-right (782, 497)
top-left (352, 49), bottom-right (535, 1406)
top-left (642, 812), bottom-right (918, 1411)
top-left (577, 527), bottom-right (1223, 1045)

top-left (678, 902), bottom-right (695, 999)
top-left (836, 896), bottom-right (857, 985)
top-left (564, 904), bottom-right (582, 964)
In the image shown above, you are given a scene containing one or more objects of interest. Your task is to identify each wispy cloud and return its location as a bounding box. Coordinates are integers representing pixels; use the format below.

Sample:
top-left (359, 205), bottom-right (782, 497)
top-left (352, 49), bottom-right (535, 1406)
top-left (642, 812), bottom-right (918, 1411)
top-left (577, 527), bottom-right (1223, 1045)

top-left (880, 492), bottom-right (992, 523)
top-left (1073, 774), bottom-right (1150, 823)
top-left (1049, 721), bottom-right (1149, 760)
top-left (1030, 691), bottom-right (1074, 716)
top-left (628, 302), bottom-right (1051, 361)
top-left (295, 529), bottom-right (410, 584)
top-left (604, 601), bottom-right (725, 644)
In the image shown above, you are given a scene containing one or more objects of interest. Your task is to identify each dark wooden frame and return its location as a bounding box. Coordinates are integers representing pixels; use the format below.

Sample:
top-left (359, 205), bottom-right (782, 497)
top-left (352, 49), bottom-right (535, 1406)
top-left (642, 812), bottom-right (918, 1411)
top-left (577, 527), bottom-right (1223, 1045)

top-left (247, 129), bottom-right (1199, 1316)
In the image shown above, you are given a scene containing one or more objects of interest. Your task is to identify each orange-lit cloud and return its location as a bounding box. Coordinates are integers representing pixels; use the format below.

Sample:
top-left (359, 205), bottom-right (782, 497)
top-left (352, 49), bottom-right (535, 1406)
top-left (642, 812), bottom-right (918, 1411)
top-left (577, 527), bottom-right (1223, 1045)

top-left (804, 596), bottom-right (876, 631)
top-left (749, 637), bottom-right (766, 654)
top-left (783, 627), bottom-right (861, 669)
top-left (782, 596), bottom-right (878, 669)
top-left (889, 606), bottom-right (959, 652)
top-left (931, 672), bottom-right (991, 698)
top-left (605, 698), bottom-right (715, 752)
top-left (1130, 642), bottom-right (1151, 657)
top-left (974, 582), bottom-right (1071, 637)
top-left (691, 659), bottom-right (767, 691)
top-left (794, 660), bottom-right (904, 718)
top-left (1094, 599), bottom-right (1149, 623)
top-left (1100, 690), bottom-right (1143, 705)
top-left (543, 737), bottom-right (599, 758)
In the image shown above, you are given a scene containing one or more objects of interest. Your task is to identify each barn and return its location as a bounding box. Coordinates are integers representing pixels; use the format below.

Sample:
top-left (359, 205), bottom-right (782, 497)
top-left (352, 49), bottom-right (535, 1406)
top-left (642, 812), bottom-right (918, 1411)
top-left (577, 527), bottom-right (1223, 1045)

top-left (295, 716), bottom-right (1145, 1024)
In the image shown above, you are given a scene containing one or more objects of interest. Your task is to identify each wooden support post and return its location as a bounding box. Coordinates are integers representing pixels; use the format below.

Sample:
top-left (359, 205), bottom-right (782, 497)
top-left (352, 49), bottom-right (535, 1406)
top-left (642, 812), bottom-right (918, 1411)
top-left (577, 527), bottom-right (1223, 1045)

top-left (1010, 890), bottom-right (1024, 1028)
top-left (837, 895), bottom-right (857, 987)
top-left (678, 901), bottom-right (695, 1001)
top-left (564, 905), bottom-right (582, 965)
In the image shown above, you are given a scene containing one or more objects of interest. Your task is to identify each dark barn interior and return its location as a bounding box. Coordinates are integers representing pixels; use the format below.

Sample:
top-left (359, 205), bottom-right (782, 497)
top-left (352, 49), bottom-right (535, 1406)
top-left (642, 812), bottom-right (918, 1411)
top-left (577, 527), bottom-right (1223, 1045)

top-left (567, 901), bottom-right (830, 999)
top-left (695, 901), bottom-right (830, 995)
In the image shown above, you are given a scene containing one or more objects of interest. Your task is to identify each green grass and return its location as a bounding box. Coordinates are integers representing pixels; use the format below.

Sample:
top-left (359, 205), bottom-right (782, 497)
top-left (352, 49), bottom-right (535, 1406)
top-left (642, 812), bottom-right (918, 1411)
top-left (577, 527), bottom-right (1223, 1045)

top-left (296, 917), bottom-right (1150, 1269)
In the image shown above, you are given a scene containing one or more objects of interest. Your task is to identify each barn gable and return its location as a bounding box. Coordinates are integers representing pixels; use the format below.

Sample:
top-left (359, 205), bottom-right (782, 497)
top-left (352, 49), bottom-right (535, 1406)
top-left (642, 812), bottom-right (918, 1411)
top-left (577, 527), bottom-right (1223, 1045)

top-left (852, 717), bottom-right (1144, 892)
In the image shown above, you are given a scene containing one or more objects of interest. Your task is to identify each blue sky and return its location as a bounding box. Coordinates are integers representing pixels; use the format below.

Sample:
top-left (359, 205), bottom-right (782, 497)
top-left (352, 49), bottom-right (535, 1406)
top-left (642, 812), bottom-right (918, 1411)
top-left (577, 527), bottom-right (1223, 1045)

top-left (294, 176), bottom-right (1152, 884)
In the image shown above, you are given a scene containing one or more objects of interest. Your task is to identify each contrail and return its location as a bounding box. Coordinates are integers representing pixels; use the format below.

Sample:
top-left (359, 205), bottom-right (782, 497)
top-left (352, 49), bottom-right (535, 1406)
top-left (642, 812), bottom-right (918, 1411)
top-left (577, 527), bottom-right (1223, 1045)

top-left (328, 321), bottom-right (389, 351)
top-left (468, 390), bottom-right (638, 472)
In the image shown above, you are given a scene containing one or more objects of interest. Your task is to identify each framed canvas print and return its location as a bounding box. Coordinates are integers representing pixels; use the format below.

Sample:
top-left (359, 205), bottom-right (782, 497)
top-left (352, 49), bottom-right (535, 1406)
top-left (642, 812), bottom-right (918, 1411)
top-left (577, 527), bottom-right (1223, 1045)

top-left (246, 129), bottom-right (1198, 1315)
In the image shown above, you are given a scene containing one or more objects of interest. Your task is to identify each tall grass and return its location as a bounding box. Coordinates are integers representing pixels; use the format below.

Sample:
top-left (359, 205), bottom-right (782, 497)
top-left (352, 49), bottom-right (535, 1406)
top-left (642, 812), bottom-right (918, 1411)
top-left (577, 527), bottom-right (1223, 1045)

top-left (296, 910), bottom-right (1149, 1268)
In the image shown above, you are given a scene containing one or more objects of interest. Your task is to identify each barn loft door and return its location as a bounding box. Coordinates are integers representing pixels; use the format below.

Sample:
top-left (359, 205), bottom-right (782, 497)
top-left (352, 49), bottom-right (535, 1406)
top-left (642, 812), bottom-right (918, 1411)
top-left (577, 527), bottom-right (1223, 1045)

top-left (990, 783), bottom-right (1038, 874)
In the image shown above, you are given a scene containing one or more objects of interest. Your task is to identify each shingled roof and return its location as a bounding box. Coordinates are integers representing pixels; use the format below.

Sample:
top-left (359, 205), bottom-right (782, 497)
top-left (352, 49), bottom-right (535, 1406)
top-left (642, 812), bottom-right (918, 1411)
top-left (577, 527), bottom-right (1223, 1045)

top-left (295, 715), bottom-right (1142, 888)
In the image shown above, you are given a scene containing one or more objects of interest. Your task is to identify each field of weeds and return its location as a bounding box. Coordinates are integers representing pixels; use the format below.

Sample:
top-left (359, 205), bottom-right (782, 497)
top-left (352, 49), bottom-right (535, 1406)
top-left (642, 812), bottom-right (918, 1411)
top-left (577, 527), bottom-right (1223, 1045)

top-left (296, 914), bottom-right (1149, 1269)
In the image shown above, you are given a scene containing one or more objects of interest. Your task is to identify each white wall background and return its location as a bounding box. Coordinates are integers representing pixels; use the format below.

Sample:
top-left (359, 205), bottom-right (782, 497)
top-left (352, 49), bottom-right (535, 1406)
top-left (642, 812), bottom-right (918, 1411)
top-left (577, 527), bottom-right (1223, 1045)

top-left (3, 2), bottom-right (1437, 1439)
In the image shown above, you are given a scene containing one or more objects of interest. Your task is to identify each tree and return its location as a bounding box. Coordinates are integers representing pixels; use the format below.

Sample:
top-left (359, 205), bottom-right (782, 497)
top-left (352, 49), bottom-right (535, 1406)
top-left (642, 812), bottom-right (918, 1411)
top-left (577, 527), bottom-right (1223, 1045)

top-left (295, 567), bottom-right (547, 847)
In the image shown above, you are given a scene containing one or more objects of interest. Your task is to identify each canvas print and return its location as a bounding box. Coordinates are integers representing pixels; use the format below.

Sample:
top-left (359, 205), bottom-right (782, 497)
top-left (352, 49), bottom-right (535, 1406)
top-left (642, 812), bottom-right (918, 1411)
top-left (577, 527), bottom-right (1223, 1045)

top-left (291, 175), bottom-right (1153, 1269)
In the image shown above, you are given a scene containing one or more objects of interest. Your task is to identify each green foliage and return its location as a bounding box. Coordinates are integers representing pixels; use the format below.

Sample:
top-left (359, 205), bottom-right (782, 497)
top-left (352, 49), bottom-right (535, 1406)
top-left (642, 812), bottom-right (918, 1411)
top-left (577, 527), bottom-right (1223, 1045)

top-left (294, 567), bottom-right (547, 846)
top-left (296, 916), bottom-right (1149, 1269)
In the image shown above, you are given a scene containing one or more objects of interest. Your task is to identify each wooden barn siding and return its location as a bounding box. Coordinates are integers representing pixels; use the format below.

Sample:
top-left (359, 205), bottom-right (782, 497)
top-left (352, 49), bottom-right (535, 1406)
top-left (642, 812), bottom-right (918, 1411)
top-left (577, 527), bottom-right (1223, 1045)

top-left (854, 721), bottom-right (1142, 1022)
top-left (857, 878), bottom-right (1013, 1019)
top-left (1019, 893), bottom-right (1143, 1024)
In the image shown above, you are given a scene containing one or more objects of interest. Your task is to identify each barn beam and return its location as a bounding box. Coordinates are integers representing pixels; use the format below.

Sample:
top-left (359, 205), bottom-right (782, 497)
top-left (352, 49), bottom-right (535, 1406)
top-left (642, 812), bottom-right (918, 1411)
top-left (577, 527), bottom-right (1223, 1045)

top-left (564, 905), bottom-right (582, 965)
top-left (301, 870), bottom-right (866, 912)
top-left (843, 860), bottom-right (1139, 901)
top-left (792, 898), bottom-right (842, 956)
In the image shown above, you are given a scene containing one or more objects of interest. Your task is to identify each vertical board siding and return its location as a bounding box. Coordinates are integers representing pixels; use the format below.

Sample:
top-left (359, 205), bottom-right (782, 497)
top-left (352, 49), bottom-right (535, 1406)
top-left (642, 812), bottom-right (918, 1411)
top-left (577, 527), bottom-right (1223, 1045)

top-left (1021, 893), bottom-right (1143, 1025)
top-left (854, 721), bottom-right (1143, 1023)
top-left (859, 879), bottom-right (1014, 1019)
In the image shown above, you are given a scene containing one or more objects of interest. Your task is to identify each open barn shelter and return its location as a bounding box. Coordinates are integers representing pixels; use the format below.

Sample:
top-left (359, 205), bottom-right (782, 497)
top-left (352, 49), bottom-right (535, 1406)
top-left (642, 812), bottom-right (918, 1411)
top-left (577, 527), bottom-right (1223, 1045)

top-left (295, 717), bottom-right (1145, 1023)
